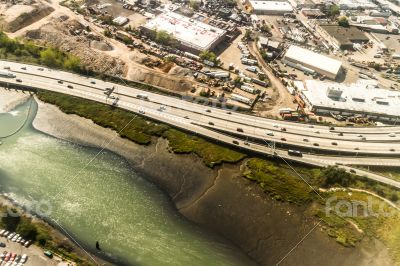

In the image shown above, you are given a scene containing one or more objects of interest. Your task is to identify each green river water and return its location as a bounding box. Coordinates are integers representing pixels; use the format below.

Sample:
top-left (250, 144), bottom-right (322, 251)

top-left (0, 98), bottom-right (253, 266)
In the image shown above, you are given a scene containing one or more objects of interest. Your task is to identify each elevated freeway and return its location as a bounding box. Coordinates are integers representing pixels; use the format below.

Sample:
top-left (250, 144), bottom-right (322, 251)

top-left (0, 60), bottom-right (400, 188)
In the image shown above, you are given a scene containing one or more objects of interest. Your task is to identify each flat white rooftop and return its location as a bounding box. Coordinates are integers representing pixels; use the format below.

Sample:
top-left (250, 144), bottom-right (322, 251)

top-left (302, 80), bottom-right (400, 118)
top-left (142, 11), bottom-right (226, 52)
top-left (284, 45), bottom-right (342, 78)
top-left (249, 1), bottom-right (293, 12)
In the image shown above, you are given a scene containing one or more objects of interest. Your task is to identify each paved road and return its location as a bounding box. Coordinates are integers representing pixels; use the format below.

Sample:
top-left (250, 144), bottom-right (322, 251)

top-left (1, 60), bottom-right (400, 188)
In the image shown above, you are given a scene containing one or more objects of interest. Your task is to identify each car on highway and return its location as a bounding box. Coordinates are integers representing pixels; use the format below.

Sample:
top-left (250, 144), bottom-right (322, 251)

top-left (273, 124), bottom-right (279, 128)
top-left (389, 133), bottom-right (396, 137)
top-left (139, 108), bottom-right (145, 114)
top-left (281, 127), bottom-right (287, 132)
top-left (38, 68), bottom-right (44, 71)
top-left (15, 79), bottom-right (22, 82)
top-left (303, 138), bottom-right (309, 142)
top-left (58, 80), bottom-right (63, 84)
top-left (332, 142), bottom-right (338, 146)
top-left (205, 109), bottom-right (211, 113)
top-left (308, 125), bottom-right (314, 128)
top-left (237, 128), bottom-right (244, 132)
top-left (184, 116), bottom-right (189, 119)
top-left (329, 126), bottom-right (335, 130)
top-left (67, 85), bottom-right (73, 89)
top-left (4, 66), bottom-right (10, 70)
top-left (288, 150), bottom-right (303, 157)
top-left (244, 142), bottom-right (250, 146)
top-left (338, 132), bottom-right (344, 136)
top-left (266, 131), bottom-right (274, 136)
top-left (281, 137), bottom-right (287, 141)
top-left (208, 122), bottom-right (214, 126)
top-left (390, 148), bottom-right (395, 152)
top-left (21, 67), bottom-right (26, 70)
top-left (232, 140), bottom-right (239, 145)
top-left (226, 111), bottom-right (232, 114)
top-left (314, 130), bottom-right (320, 134)
top-left (354, 147), bottom-right (360, 150)
top-left (313, 143), bottom-right (319, 146)
top-left (90, 80), bottom-right (96, 84)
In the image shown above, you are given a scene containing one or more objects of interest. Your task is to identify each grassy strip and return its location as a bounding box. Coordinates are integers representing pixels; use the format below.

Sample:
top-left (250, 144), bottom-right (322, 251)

top-left (36, 90), bottom-right (246, 167)
top-left (243, 158), bottom-right (318, 203)
top-left (243, 158), bottom-right (400, 254)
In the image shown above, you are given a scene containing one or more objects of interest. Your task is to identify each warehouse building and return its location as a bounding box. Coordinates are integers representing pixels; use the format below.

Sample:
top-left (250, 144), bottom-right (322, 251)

top-left (282, 45), bottom-right (343, 80)
top-left (247, 0), bottom-right (293, 15)
top-left (300, 80), bottom-right (400, 122)
top-left (141, 11), bottom-right (227, 54)
top-left (319, 25), bottom-right (369, 50)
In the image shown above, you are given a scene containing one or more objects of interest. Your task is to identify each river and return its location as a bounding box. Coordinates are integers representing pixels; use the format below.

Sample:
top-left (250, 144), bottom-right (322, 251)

top-left (0, 98), bottom-right (253, 265)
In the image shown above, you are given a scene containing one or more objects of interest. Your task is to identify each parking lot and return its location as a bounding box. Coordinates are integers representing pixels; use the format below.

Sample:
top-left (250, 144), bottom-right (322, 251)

top-left (0, 236), bottom-right (67, 266)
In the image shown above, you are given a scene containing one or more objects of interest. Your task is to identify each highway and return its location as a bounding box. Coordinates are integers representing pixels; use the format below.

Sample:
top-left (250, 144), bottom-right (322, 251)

top-left (1, 60), bottom-right (400, 188)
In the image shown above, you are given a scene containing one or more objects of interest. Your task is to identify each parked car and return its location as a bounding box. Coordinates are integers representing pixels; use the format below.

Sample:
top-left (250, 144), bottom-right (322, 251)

top-left (0, 242), bottom-right (6, 247)
top-left (44, 251), bottom-right (53, 258)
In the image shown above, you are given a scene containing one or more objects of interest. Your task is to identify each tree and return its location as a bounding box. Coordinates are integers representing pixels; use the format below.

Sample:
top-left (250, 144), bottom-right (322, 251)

top-left (199, 50), bottom-right (217, 63)
top-left (244, 29), bottom-right (253, 41)
top-left (260, 25), bottom-right (271, 34)
top-left (63, 56), bottom-right (82, 73)
top-left (40, 48), bottom-right (62, 67)
top-left (327, 4), bottom-right (340, 17)
top-left (189, 0), bottom-right (200, 10)
top-left (321, 166), bottom-right (355, 188)
top-left (155, 30), bottom-right (178, 46)
top-left (338, 16), bottom-right (349, 27)
top-left (16, 217), bottom-right (38, 240)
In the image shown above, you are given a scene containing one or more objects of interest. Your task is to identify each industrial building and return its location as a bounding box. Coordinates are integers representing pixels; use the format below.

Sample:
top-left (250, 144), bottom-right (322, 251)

top-left (141, 11), bottom-right (227, 54)
top-left (319, 25), bottom-right (369, 50)
top-left (246, 0), bottom-right (293, 15)
top-left (300, 80), bottom-right (400, 122)
top-left (282, 45), bottom-right (343, 80)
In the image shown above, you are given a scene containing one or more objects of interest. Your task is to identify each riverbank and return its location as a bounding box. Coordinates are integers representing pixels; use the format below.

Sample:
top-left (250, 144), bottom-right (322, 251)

top-left (31, 96), bottom-right (396, 265)
top-left (0, 89), bottom-right (30, 113)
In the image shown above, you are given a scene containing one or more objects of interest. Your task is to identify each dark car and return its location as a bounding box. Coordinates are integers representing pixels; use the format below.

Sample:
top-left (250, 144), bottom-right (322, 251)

top-left (330, 126), bottom-right (335, 130)
top-left (332, 142), bottom-right (338, 146)
top-left (313, 143), bottom-right (319, 146)
top-left (58, 80), bottom-right (63, 84)
top-left (237, 128), bottom-right (244, 132)
top-left (232, 140), bottom-right (239, 145)
top-left (0, 242), bottom-right (5, 248)
top-left (281, 137), bottom-right (287, 141)
top-left (208, 122), bottom-right (214, 126)
top-left (281, 127), bottom-right (287, 132)
top-left (67, 85), bottom-right (73, 89)
top-left (16, 79), bottom-right (22, 82)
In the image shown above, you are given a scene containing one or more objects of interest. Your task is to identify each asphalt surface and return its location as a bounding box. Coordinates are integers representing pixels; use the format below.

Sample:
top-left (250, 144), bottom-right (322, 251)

top-left (1, 60), bottom-right (400, 188)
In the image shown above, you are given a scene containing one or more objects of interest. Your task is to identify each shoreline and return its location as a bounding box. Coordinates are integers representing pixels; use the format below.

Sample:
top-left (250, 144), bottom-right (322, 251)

top-left (30, 96), bottom-right (395, 265)
top-left (0, 89), bottom-right (31, 113)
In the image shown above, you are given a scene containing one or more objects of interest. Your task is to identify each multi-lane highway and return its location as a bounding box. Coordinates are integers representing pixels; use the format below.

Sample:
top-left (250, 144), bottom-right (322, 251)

top-left (1, 60), bottom-right (400, 188)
